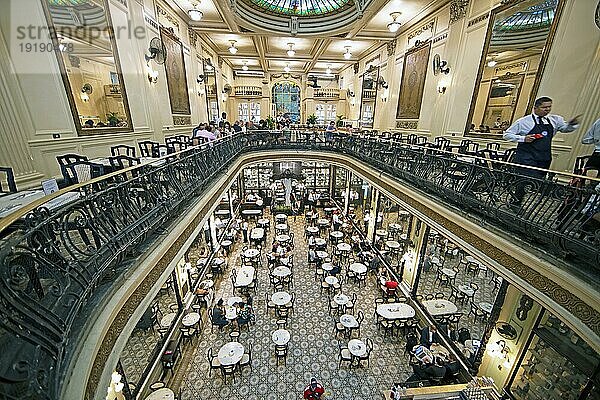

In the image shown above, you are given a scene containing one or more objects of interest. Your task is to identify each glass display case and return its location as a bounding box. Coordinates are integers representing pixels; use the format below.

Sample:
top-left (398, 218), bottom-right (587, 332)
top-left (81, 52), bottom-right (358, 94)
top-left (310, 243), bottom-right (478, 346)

top-left (302, 162), bottom-right (330, 189)
top-left (243, 163), bottom-right (273, 190)
top-left (510, 312), bottom-right (599, 400)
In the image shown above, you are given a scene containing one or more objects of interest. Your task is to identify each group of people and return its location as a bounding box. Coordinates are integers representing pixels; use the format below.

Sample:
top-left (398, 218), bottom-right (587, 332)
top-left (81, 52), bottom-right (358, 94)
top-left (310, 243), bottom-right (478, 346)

top-left (210, 297), bottom-right (255, 330)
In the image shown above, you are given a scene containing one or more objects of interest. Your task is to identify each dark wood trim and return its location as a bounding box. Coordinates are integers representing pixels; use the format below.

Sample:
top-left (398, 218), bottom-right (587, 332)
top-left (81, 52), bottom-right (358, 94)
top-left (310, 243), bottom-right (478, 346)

top-left (161, 27), bottom-right (192, 116)
top-left (395, 41), bottom-right (431, 121)
top-left (40, 0), bottom-right (134, 136)
top-left (464, 0), bottom-right (566, 137)
top-left (359, 66), bottom-right (379, 129)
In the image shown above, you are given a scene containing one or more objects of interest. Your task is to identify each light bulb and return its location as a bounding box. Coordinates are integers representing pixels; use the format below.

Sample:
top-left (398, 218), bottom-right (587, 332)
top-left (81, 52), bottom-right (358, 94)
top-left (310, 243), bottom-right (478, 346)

top-left (388, 12), bottom-right (402, 33)
top-left (229, 41), bottom-right (238, 54)
top-left (242, 63), bottom-right (248, 71)
top-left (189, 8), bottom-right (203, 21)
top-left (487, 60), bottom-right (497, 67)
top-left (326, 66), bottom-right (332, 74)
top-left (287, 43), bottom-right (295, 57)
top-left (343, 47), bottom-right (352, 60)
top-left (284, 65), bottom-right (290, 73)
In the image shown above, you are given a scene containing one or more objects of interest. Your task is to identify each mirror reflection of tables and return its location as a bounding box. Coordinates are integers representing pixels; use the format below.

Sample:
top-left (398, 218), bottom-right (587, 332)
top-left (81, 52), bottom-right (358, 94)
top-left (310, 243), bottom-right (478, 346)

top-left (144, 387), bottom-right (175, 400)
top-left (422, 299), bottom-right (458, 316)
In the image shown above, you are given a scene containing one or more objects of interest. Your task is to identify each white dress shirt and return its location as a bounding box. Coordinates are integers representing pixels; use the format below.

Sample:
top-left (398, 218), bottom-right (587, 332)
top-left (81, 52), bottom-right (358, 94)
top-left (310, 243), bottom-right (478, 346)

top-left (503, 113), bottom-right (578, 143)
top-left (581, 118), bottom-right (600, 152)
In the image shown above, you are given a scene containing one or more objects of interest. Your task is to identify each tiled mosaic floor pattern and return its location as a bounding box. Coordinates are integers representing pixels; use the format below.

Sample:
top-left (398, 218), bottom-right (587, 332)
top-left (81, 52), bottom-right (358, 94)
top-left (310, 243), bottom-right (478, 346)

top-left (172, 210), bottom-right (415, 400)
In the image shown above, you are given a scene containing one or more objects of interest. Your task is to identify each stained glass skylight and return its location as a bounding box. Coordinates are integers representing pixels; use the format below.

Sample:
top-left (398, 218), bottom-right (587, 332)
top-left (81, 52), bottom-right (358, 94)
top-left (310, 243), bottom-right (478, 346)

top-left (494, 0), bottom-right (558, 32)
top-left (246, 0), bottom-right (351, 16)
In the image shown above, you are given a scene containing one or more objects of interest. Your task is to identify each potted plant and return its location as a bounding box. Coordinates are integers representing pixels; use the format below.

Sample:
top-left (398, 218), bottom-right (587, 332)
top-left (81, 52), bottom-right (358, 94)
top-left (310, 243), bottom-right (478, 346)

top-left (307, 114), bottom-right (317, 126)
top-left (106, 112), bottom-right (120, 127)
top-left (336, 114), bottom-right (345, 128)
top-left (265, 116), bottom-right (275, 129)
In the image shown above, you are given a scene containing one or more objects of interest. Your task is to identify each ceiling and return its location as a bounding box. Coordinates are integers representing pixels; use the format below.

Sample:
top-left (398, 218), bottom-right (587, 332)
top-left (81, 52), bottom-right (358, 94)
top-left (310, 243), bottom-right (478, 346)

top-left (163, 0), bottom-right (445, 75)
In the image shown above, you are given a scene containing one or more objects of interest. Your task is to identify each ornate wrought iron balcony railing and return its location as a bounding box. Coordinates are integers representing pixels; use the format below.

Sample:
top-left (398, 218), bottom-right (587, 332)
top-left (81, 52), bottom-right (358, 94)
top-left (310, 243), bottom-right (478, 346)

top-left (0, 130), bottom-right (598, 399)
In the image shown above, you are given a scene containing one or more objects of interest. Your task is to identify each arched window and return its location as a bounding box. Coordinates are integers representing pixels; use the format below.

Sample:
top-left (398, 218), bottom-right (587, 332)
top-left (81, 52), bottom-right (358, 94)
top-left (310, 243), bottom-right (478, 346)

top-left (272, 82), bottom-right (301, 122)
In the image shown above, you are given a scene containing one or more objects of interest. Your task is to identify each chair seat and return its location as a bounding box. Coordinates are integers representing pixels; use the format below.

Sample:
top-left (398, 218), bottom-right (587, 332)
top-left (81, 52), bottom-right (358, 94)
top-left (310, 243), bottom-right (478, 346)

top-left (340, 348), bottom-right (352, 360)
top-left (239, 354), bottom-right (250, 365)
top-left (211, 359), bottom-right (221, 368)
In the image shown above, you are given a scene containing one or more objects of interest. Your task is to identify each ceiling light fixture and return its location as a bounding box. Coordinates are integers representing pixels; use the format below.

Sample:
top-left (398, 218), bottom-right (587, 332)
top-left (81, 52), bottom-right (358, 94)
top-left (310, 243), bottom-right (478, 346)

top-left (228, 40), bottom-right (238, 54)
top-left (487, 59), bottom-right (498, 67)
top-left (388, 12), bottom-right (402, 33)
top-left (242, 61), bottom-right (248, 71)
top-left (343, 46), bottom-right (352, 60)
top-left (284, 63), bottom-right (290, 73)
top-left (287, 43), bottom-right (296, 57)
top-left (326, 64), bottom-right (332, 75)
top-left (188, 1), bottom-right (203, 21)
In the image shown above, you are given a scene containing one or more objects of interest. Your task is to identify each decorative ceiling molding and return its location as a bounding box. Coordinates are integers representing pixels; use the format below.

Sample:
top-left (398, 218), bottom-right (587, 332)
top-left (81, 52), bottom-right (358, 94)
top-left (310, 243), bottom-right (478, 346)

top-left (386, 39), bottom-right (396, 57)
top-left (468, 12), bottom-right (489, 27)
top-left (408, 20), bottom-right (434, 41)
top-left (449, 0), bottom-right (469, 25)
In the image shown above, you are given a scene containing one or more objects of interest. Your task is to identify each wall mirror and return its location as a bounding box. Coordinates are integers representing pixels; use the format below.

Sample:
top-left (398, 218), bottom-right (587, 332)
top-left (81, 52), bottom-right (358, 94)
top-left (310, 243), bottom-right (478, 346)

top-left (42, 0), bottom-right (133, 135)
top-left (465, 0), bottom-right (564, 137)
top-left (359, 66), bottom-right (379, 128)
top-left (203, 58), bottom-right (219, 123)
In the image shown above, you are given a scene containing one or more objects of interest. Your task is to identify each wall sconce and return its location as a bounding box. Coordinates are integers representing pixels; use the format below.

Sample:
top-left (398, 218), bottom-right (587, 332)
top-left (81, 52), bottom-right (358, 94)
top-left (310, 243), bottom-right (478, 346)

top-left (80, 83), bottom-right (92, 102)
top-left (381, 87), bottom-right (389, 102)
top-left (437, 84), bottom-right (446, 94)
top-left (377, 76), bottom-right (388, 89)
top-left (487, 340), bottom-right (510, 370)
top-left (146, 62), bottom-right (158, 84)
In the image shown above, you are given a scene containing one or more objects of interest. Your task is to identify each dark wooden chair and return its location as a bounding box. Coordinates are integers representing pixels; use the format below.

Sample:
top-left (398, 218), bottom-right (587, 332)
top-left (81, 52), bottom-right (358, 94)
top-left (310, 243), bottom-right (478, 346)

top-left (138, 140), bottom-right (159, 157)
top-left (108, 155), bottom-right (141, 170)
top-left (110, 144), bottom-right (136, 157)
top-left (61, 161), bottom-right (104, 184)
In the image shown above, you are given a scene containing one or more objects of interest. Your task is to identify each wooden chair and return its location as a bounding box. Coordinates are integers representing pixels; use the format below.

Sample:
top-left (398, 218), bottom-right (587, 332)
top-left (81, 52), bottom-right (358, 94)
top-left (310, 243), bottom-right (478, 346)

top-left (275, 343), bottom-right (288, 365)
top-left (206, 348), bottom-right (221, 377)
top-left (221, 364), bottom-right (236, 383)
top-left (0, 167), bottom-right (17, 193)
top-left (358, 337), bottom-right (373, 367)
top-left (339, 345), bottom-right (353, 368)
top-left (138, 140), bottom-right (159, 157)
top-left (61, 161), bottom-right (104, 184)
top-left (239, 342), bottom-right (252, 372)
top-left (110, 144), bottom-right (136, 157)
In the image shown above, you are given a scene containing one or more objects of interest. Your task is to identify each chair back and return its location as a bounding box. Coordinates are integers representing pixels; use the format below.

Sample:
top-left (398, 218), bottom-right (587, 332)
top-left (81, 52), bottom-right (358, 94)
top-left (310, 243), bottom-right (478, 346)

top-left (61, 161), bottom-right (104, 184)
top-left (56, 153), bottom-right (88, 166)
top-left (0, 167), bottom-right (17, 193)
top-left (138, 140), bottom-right (159, 157)
top-left (108, 155), bottom-right (141, 169)
top-left (486, 142), bottom-right (501, 151)
top-left (110, 144), bottom-right (136, 157)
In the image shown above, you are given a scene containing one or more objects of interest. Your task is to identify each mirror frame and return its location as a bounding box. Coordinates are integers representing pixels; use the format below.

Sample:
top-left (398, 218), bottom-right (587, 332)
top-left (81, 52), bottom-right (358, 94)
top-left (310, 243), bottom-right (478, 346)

top-left (203, 58), bottom-right (219, 123)
top-left (481, 72), bottom-right (525, 134)
top-left (359, 65), bottom-right (380, 129)
top-left (464, 0), bottom-right (566, 138)
top-left (41, 0), bottom-right (133, 136)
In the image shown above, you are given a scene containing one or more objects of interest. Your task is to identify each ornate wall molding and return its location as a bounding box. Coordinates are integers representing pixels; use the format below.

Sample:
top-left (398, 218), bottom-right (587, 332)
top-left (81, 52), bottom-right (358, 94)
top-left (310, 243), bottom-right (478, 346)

top-left (468, 12), bottom-right (489, 27)
top-left (449, 0), bottom-right (470, 24)
top-left (386, 40), bottom-right (397, 57)
top-left (144, 12), bottom-right (159, 31)
top-left (173, 115), bottom-right (191, 125)
top-left (395, 120), bottom-right (418, 129)
top-left (408, 20), bottom-right (434, 41)
top-left (188, 30), bottom-right (198, 49)
top-left (156, 4), bottom-right (180, 31)
top-left (433, 33), bottom-right (448, 44)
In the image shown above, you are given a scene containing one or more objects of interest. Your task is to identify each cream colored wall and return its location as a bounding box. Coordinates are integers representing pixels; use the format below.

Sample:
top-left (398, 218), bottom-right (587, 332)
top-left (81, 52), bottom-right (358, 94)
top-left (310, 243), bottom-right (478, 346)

top-left (0, 0), bottom-right (209, 186)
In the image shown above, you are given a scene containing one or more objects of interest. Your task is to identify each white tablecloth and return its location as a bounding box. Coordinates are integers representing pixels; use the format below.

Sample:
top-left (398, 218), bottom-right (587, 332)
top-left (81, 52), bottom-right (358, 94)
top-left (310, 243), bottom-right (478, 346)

top-left (218, 342), bottom-right (245, 365)
top-left (422, 300), bottom-right (458, 316)
top-left (376, 303), bottom-right (415, 320)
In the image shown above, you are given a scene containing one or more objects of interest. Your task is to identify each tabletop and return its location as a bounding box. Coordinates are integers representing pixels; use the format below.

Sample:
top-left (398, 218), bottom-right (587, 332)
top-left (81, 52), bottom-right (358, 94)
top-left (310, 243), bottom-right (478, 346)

top-left (218, 342), bottom-right (245, 365)
top-left (257, 218), bottom-right (270, 225)
top-left (225, 306), bottom-right (238, 320)
top-left (244, 248), bottom-right (260, 258)
top-left (227, 296), bottom-right (243, 306)
top-left (272, 266), bottom-right (291, 277)
top-left (340, 314), bottom-right (358, 328)
top-left (376, 303), bottom-right (415, 320)
top-left (275, 223), bottom-right (289, 231)
top-left (213, 257), bottom-right (225, 266)
top-left (235, 266), bottom-right (255, 287)
top-left (334, 294), bottom-right (350, 305)
top-left (144, 387), bottom-right (175, 400)
top-left (182, 312), bottom-right (200, 326)
top-left (441, 268), bottom-right (457, 278)
top-left (330, 230), bottom-right (344, 238)
top-left (337, 243), bottom-right (352, 252)
top-left (0, 190), bottom-right (81, 218)
top-left (422, 300), bottom-right (458, 316)
top-left (316, 251), bottom-right (329, 259)
top-left (272, 291), bottom-right (291, 306)
top-left (160, 312), bottom-right (177, 327)
top-left (275, 234), bottom-right (291, 243)
top-left (349, 263), bottom-right (367, 274)
top-left (199, 279), bottom-right (214, 289)
top-left (385, 240), bottom-right (401, 249)
top-left (314, 238), bottom-right (327, 246)
top-left (321, 262), bottom-right (334, 271)
top-left (348, 339), bottom-right (367, 357)
top-left (479, 302), bottom-right (493, 313)
top-left (388, 223), bottom-right (403, 231)
top-left (306, 226), bottom-right (319, 233)
top-left (458, 284), bottom-right (474, 295)
top-left (272, 329), bottom-right (291, 345)
top-left (242, 209), bottom-right (262, 215)
top-left (250, 227), bottom-right (265, 239)
top-left (317, 218), bottom-right (330, 225)
top-left (376, 229), bottom-right (388, 237)
top-left (325, 276), bottom-right (338, 285)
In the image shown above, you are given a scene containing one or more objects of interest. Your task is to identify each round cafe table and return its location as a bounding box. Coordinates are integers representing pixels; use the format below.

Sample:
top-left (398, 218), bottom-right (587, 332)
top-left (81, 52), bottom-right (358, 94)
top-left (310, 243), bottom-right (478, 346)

top-left (376, 229), bottom-right (388, 237)
top-left (330, 230), bottom-right (344, 239)
top-left (317, 218), bottom-right (330, 227)
top-left (316, 251), bottom-right (329, 259)
top-left (337, 243), bottom-right (352, 252)
top-left (244, 248), bottom-right (260, 259)
top-left (314, 238), bottom-right (327, 247)
top-left (334, 293), bottom-right (349, 306)
top-left (272, 329), bottom-right (291, 345)
top-left (275, 223), bottom-right (289, 232)
top-left (349, 263), bottom-right (367, 274)
top-left (321, 262), bottom-right (334, 272)
top-left (422, 299), bottom-right (458, 316)
top-left (275, 234), bottom-right (291, 243)
top-left (227, 296), bottom-right (243, 306)
top-left (376, 303), bottom-right (415, 320)
top-left (431, 343), bottom-right (450, 359)
top-left (385, 240), bottom-right (401, 250)
top-left (218, 342), bottom-right (245, 366)
top-left (479, 302), bottom-right (493, 314)
top-left (271, 291), bottom-right (291, 306)
top-left (144, 387), bottom-right (175, 400)
top-left (160, 312), bottom-right (177, 327)
top-left (306, 226), bottom-right (319, 235)
top-left (275, 213), bottom-right (287, 223)
top-left (257, 218), bottom-right (270, 227)
top-left (441, 268), bottom-right (457, 278)
top-left (348, 339), bottom-right (367, 357)
top-left (325, 276), bottom-right (338, 285)
top-left (182, 312), bottom-right (200, 327)
top-left (340, 314), bottom-right (358, 328)
top-left (458, 284), bottom-right (475, 296)
top-left (388, 223), bottom-right (402, 232)
top-left (272, 266), bottom-right (291, 277)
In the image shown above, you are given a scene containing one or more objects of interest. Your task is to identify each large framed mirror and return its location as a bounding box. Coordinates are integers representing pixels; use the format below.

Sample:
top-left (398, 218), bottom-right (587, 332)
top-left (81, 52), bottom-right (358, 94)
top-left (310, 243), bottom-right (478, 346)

top-left (203, 58), bottom-right (219, 123)
top-left (42, 0), bottom-right (133, 135)
top-left (359, 66), bottom-right (379, 129)
top-left (465, 0), bottom-right (564, 137)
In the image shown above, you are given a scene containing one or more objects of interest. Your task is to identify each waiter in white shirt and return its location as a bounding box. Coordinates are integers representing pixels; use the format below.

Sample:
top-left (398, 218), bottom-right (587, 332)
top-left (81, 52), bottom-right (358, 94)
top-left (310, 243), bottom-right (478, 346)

top-left (503, 96), bottom-right (580, 204)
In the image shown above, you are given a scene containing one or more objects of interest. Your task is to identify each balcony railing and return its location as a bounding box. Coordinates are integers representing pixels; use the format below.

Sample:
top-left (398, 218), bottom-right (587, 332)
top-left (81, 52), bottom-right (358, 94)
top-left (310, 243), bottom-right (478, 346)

top-left (0, 130), bottom-right (598, 399)
top-left (234, 85), bottom-right (262, 97)
top-left (314, 88), bottom-right (340, 99)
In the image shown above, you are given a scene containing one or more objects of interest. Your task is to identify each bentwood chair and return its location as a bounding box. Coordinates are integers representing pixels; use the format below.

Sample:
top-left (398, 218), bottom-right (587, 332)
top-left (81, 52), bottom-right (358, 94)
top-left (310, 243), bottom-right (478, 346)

top-left (0, 167), bottom-right (17, 194)
top-left (207, 348), bottom-right (221, 377)
top-left (110, 144), bottom-right (136, 157)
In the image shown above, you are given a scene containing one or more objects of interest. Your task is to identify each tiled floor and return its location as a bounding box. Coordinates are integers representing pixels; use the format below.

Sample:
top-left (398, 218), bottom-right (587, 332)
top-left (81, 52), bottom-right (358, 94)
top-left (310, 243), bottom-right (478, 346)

top-left (171, 209), bottom-right (416, 400)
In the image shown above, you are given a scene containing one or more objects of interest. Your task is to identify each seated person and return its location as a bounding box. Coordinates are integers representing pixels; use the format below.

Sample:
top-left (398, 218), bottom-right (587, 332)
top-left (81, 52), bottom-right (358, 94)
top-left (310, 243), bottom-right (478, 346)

top-left (236, 302), bottom-right (254, 327)
top-left (211, 299), bottom-right (229, 329)
top-left (443, 354), bottom-right (460, 382)
top-left (407, 356), bottom-right (446, 384)
top-left (381, 275), bottom-right (398, 296)
top-left (439, 323), bottom-right (457, 342)
top-left (420, 325), bottom-right (441, 348)
top-left (330, 264), bottom-right (342, 276)
top-left (303, 377), bottom-right (325, 400)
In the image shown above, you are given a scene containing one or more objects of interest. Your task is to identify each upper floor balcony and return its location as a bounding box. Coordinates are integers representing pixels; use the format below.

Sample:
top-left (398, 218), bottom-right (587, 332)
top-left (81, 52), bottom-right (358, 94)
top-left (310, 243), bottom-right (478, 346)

top-left (233, 86), bottom-right (263, 97)
top-left (314, 88), bottom-right (340, 99)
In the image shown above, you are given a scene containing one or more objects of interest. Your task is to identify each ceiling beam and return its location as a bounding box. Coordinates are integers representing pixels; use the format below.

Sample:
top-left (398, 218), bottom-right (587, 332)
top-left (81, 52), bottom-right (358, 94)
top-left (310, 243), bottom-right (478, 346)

top-left (253, 36), bottom-right (268, 71)
top-left (304, 38), bottom-right (332, 73)
top-left (346, 0), bottom-right (390, 39)
top-left (210, 0), bottom-right (240, 33)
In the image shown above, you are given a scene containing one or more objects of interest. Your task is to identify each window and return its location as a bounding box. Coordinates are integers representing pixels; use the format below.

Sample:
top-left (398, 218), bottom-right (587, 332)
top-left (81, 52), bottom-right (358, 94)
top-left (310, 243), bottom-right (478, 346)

top-left (315, 103), bottom-right (336, 124)
top-left (272, 82), bottom-right (301, 122)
